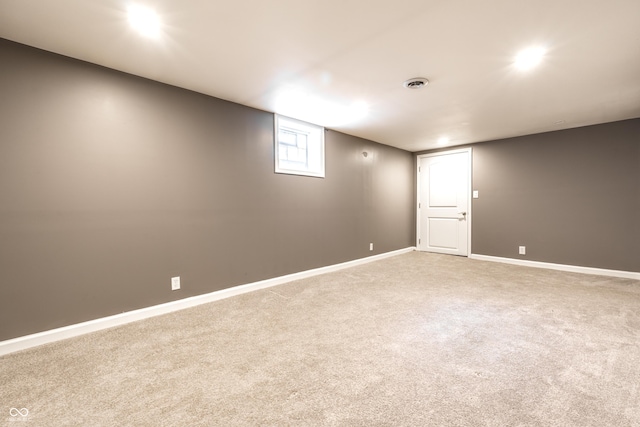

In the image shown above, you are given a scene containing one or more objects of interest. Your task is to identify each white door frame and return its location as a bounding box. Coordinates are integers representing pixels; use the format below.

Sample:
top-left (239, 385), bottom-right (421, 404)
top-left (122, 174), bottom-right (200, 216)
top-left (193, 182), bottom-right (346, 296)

top-left (416, 147), bottom-right (473, 256)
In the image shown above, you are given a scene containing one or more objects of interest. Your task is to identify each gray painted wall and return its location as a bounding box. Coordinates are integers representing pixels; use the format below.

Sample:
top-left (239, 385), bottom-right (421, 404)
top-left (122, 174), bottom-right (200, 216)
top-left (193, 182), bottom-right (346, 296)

top-left (0, 39), bottom-right (415, 341)
top-left (418, 119), bottom-right (640, 272)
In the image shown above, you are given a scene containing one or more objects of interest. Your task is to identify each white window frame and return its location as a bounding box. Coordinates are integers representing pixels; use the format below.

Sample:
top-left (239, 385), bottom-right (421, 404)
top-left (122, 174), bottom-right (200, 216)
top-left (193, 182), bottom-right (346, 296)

top-left (274, 115), bottom-right (325, 178)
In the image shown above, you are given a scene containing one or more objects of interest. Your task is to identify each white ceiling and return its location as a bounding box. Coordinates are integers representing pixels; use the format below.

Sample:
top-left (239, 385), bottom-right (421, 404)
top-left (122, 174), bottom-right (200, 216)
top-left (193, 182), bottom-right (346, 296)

top-left (1, 0), bottom-right (639, 152)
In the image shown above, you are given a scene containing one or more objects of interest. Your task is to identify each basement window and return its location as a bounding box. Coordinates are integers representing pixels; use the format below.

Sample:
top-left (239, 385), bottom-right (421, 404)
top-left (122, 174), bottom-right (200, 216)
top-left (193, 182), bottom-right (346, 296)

top-left (275, 115), bottom-right (325, 178)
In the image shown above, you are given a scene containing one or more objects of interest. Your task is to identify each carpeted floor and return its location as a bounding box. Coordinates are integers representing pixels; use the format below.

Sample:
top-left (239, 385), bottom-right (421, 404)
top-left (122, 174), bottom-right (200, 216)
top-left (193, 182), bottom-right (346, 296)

top-left (1, 252), bottom-right (639, 426)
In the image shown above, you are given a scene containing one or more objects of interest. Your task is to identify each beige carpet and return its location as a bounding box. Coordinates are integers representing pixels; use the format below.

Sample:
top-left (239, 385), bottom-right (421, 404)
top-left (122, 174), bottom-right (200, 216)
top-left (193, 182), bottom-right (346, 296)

top-left (1, 252), bottom-right (639, 426)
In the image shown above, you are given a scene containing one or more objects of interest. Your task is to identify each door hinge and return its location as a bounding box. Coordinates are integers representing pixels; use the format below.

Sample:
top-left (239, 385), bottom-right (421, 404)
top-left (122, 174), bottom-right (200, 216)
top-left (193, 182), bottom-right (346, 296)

top-left (418, 202), bottom-right (421, 209)
top-left (418, 238), bottom-right (421, 245)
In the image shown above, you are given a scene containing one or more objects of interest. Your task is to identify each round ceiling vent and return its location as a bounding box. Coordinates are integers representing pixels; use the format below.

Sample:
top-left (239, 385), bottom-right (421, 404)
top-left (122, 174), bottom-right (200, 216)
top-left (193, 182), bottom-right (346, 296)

top-left (403, 77), bottom-right (429, 89)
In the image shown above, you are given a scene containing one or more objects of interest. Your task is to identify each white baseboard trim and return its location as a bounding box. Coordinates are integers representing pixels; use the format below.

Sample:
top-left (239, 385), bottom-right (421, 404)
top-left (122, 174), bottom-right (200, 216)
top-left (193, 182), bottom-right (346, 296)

top-left (469, 254), bottom-right (640, 280)
top-left (0, 247), bottom-right (416, 357)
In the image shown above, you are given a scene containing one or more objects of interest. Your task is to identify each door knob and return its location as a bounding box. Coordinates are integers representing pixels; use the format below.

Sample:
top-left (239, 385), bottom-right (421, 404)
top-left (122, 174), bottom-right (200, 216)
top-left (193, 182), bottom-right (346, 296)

top-left (458, 212), bottom-right (467, 220)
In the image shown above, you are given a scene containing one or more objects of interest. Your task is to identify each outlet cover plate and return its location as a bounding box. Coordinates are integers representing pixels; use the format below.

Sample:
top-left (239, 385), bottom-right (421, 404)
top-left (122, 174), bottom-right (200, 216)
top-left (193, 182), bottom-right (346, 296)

top-left (171, 276), bottom-right (180, 290)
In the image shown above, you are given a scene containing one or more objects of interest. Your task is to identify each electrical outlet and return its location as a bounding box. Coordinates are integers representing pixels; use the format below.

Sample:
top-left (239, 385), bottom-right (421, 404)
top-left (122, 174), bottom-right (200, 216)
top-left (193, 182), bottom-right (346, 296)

top-left (519, 246), bottom-right (526, 255)
top-left (369, 243), bottom-right (374, 251)
top-left (171, 276), bottom-right (180, 290)
top-left (473, 190), bottom-right (479, 199)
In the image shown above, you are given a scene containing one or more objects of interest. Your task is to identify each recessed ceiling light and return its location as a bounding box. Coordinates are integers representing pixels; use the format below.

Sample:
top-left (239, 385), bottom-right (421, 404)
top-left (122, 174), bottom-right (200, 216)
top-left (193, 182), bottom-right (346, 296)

top-left (514, 46), bottom-right (546, 71)
top-left (127, 4), bottom-right (161, 38)
top-left (403, 77), bottom-right (429, 89)
top-left (437, 137), bottom-right (449, 146)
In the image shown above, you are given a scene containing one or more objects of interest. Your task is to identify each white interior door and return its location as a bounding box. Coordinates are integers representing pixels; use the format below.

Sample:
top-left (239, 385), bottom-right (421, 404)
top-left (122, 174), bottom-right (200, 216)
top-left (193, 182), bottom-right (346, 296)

top-left (418, 149), bottom-right (471, 256)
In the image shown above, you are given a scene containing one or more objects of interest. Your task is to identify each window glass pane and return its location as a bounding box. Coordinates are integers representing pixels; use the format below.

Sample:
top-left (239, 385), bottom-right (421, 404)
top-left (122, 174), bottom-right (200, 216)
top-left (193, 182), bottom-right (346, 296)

top-left (297, 134), bottom-right (307, 149)
top-left (280, 130), bottom-right (296, 145)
